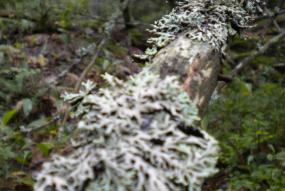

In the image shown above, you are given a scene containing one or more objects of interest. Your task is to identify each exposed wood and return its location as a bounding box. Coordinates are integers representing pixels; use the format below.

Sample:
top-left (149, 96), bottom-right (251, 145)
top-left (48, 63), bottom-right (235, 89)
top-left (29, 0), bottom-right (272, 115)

top-left (149, 31), bottom-right (221, 114)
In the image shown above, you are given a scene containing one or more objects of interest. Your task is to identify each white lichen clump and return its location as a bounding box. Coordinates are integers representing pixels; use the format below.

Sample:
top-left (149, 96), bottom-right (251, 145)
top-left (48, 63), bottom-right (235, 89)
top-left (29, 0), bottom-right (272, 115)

top-left (140, 0), bottom-right (265, 59)
top-left (35, 70), bottom-right (219, 191)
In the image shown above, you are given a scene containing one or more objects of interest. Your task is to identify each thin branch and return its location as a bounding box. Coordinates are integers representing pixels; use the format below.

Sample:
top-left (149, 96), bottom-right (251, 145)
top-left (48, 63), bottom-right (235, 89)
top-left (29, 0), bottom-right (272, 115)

top-left (74, 39), bottom-right (106, 91)
top-left (20, 115), bottom-right (60, 133)
top-left (60, 0), bottom-right (131, 125)
top-left (231, 29), bottom-right (285, 76)
top-left (218, 29), bottom-right (285, 90)
top-left (60, 39), bottom-right (106, 126)
top-left (255, 9), bottom-right (285, 21)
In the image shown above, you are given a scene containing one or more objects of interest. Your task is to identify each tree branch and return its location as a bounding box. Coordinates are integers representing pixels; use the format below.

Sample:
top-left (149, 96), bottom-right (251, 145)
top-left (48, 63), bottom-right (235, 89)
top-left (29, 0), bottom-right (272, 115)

top-left (149, 32), bottom-right (221, 114)
top-left (75, 39), bottom-right (106, 91)
top-left (218, 28), bottom-right (285, 90)
top-left (232, 29), bottom-right (285, 76)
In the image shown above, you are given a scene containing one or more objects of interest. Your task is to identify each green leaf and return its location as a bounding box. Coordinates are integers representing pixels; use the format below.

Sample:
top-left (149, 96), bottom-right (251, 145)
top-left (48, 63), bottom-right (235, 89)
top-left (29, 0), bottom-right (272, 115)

top-left (27, 117), bottom-right (48, 130)
top-left (15, 151), bottom-right (31, 165)
top-left (235, 79), bottom-right (251, 96)
top-left (267, 154), bottom-right (274, 161)
top-left (23, 98), bottom-right (33, 116)
top-left (37, 142), bottom-right (54, 156)
top-left (275, 151), bottom-right (285, 161)
top-left (201, 116), bottom-right (209, 129)
top-left (2, 108), bottom-right (18, 125)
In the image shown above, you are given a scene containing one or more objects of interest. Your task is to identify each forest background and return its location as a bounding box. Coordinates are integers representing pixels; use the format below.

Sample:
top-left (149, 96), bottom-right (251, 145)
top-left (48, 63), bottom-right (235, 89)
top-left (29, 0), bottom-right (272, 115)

top-left (0, 0), bottom-right (285, 190)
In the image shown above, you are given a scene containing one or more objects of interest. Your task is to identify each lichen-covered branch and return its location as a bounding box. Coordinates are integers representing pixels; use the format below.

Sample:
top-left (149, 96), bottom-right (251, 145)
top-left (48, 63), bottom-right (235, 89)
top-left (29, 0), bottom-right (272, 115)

top-left (143, 0), bottom-right (264, 112)
top-left (138, 0), bottom-right (265, 61)
top-left (34, 1), bottom-right (265, 191)
top-left (35, 70), bottom-right (219, 191)
top-left (149, 34), bottom-right (221, 112)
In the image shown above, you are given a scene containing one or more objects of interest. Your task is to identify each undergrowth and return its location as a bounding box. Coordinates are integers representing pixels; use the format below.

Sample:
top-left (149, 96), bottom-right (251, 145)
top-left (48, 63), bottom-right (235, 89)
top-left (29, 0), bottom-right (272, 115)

top-left (205, 80), bottom-right (285, 191)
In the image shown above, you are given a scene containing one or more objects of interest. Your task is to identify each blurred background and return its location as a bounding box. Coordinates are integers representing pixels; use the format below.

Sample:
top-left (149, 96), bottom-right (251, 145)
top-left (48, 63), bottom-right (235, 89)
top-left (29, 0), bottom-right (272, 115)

top-left (0, 0), bottom-right (285, 190)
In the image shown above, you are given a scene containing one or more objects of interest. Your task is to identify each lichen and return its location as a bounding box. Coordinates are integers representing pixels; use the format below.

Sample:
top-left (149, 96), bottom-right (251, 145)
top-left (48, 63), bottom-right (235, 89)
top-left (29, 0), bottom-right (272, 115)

top-left (34, 69), bottom-right (219, 191)
top-left (135, 0), bottom-right (265, 60)
top-left (33, 1), bottom-right (268, 190)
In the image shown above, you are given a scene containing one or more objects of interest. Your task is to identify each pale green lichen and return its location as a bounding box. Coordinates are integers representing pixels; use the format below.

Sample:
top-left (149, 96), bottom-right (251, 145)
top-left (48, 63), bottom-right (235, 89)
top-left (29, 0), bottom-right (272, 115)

top-left (34, 70), bottom-right (219, 191)
top-left (136, 0), bottom-right (265, 60)
top-left (34, 1), bottom-right (265, 190)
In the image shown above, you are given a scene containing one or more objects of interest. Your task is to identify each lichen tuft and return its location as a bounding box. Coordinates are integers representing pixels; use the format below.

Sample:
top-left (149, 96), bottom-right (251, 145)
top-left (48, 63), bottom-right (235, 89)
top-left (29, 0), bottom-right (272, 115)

top-left (34, 69), bottom-right (219, 191)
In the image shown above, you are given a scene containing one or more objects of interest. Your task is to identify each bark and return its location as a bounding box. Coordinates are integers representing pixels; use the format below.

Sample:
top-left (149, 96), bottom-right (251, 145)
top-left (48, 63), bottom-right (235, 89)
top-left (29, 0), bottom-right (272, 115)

top-left (149, 31), bottom-right (221, 114)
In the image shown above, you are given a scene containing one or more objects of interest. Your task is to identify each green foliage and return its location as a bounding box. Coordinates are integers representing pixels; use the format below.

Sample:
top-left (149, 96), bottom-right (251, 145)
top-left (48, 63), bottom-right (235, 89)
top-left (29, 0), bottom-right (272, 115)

top-left (205, 81), bottom-right (285, 190)
top-left (0, 111), bottom-right (63, 189)
top-left (0, 52), bottom-right (41, 113)
top-left (0, 109), bottom-right (24, 177)
top-left (0, 0), bottom-right (25, 8)
top-left (2, 108), bottom-right (18, 125)
top-left (0, 123), bottom-right (16, 177)
top-left (0, 45), bottom-right (63, 189)
top-left (0, 0), bottom-right (89, 33)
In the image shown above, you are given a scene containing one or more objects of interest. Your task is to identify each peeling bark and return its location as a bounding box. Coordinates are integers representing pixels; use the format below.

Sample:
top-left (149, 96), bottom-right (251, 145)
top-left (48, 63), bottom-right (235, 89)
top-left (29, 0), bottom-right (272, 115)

top-left (149, 31), bottom-right (221, 114)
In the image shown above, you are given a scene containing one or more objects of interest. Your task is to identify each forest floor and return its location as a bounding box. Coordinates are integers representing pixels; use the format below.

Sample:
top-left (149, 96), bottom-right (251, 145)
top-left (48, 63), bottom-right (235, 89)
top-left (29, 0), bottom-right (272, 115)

top-left (0, 18), bottom-right (146, 190)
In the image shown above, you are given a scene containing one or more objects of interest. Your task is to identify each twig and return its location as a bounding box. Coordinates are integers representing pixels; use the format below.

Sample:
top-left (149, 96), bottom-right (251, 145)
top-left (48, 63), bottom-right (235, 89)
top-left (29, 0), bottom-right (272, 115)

top-left (74, 39), bottom-right (106, 91)
top-left (218, 29), bottom-right (285, 90)
top-left (232, 29), bottom-right (285, 76)
top-left (265, 8), bottom-right (282, 32)
top-left (255, 9), bottom-right (285, 22)
top-left (46, 58), bottom-right (81, 86)
top-left (61, 39), bottom-right (106, 126)
top-left (73, 0), bottom-right (131, 90)
top-left (60, 0), bottom-right (130, 126)
top-left (20, 115), bottom-right (61, 133)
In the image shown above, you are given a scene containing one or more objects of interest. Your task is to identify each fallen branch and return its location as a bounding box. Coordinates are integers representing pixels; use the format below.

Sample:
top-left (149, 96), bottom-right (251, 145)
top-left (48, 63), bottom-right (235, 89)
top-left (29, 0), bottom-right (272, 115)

top-left (233, 29), bottom-right (285, 75)
top-left (218, 28), bottom-right (285, 90)
top-left (34, 1), bottom-right (267, 191)
top-left (149, 35), bottom-right (221, 114)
